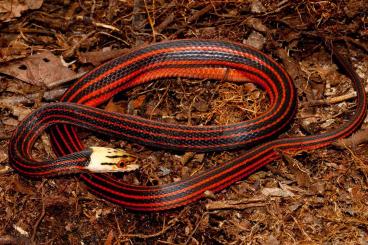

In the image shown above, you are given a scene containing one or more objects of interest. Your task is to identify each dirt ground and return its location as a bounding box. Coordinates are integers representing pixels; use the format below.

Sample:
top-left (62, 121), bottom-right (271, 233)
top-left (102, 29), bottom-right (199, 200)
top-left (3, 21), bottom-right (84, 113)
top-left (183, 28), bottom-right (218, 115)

top-left (0, 0), bottom-right (368, 244)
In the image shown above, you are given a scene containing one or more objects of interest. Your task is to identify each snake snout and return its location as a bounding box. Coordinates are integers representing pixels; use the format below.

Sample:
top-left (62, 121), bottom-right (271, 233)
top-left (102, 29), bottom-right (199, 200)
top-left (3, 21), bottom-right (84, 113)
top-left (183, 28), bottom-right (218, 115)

top-left (86, 147), bottom-right (140, 173)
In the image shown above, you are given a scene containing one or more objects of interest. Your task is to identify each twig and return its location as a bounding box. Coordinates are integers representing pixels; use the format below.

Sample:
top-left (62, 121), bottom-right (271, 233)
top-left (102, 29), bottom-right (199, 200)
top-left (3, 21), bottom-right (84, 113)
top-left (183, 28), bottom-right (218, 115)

top-left (143, 0), bottom-right (157, 41)
top-left (94, 22), bottom-right (120, 32)
top-left (46, 72), bottom-right (86, 89)
top-left (97, 32), bottom-right (130, 46)
top-left (31, 181), bottom-right (46, 243)
top-left (156, 12), bottom-right (175, 33)
top-left (336, 36), bottom-right (368, 53)
top-left (304, 85), bottom-right (368, 106)
top-left (187, 3), bottom-right (218, 24)
top-left (292, 216), bottom-right (312, 241)
top-left (184, 212), bottom-right (208, 245)
top-left (149, 81), bottom-right (171, 119)
top-left (62, 30), bottom-right (96, 58)
top-left (114, 214), bottom-right (123, 238)
top-left (261, 0), bottom-right (291, 16)
top-left (0, 88), bottom-right (67, 105)
top-left (206, 197), bottom-right (267, 210)
top-left (121, 207), bottom-right (189, 239)
top-left (132, 0), bottom-right (146, 31)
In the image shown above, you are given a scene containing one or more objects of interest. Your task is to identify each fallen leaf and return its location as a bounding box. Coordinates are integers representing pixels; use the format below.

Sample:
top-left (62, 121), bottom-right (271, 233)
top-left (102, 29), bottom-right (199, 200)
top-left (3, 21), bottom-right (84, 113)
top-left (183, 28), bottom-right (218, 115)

top-left (2, 117), bottom-right (18, 126)
top-left (0, 45), bottom-right (30, 63)
top-left (105, 99), bottom-right (127, 114)
top-left (243, 31), bottom-right (266, 50)
top-left (129, 94), bottom-right (146, 111)
top-left (12, 176), bottom-right (35, 195)
top-left (43, 195), bottom-right (70, 207)
top-left (282, 153), bottom-right (312, 187)
top-left (0, 51), bottom-right (76, 87)
top-left (250, 1), bottom-right (266, 13)
top-left (11, 105), bottom-right (32, 121)
top-left (0, 0), bottom-right (43, 22)
top-left (243, 17), bottom-right (269, 33)
top-left (261, 187), bottom-right (295, 197)
top-left (193, 98), bottom-right (209, 112)
top-left (0, 147), bottom-right (7, 163)
top-left (78, 48), bottom-right (128, 66)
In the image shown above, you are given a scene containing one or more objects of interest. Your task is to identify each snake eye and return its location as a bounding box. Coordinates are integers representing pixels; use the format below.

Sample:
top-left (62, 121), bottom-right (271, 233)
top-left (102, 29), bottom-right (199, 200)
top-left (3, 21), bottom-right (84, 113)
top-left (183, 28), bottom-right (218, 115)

top-left (116, 154), bottom-right (138, 169)
top-left (116, 160), bottom-right (125, 168)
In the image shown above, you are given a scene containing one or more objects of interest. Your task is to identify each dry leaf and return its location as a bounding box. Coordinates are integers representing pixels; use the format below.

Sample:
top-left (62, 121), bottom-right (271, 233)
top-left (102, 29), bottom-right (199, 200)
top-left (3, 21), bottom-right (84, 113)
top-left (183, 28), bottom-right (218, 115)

top-left (130, 95), bottom-right (146, 110)
top-left (243, 31), bottom-right (266, 50)
top-left (11, 105), bottom-right (32, 121)
top-left (243, 17), bottom-right (269, 33)
top-left (335, 128), bottom-right (368, 148)
top-left (0, 51), bottom-right (76, 87)
top-left (43, 195), bottom-right (70, 207)
top-left (261, 187), bottom-right (295, 197)
top-left (105, 99), bottom-right (127, 114)
top-left (12, 177), bottom-right (35, 195)
top-left (250, 1), bottom-right (266, 13)
top-left (0, 147), bottom-right (7, 163)
top-left (0, 0), bottom-right (43, 22)
top-left (78, 48), bottom-right (128, 66)
top-left (0, 47), bottom-right (29, 63)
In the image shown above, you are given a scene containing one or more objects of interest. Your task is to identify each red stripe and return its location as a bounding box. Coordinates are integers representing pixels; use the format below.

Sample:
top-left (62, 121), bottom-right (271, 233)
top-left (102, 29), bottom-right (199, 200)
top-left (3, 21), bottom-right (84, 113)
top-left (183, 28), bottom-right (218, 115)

top-left (9, 40), bottom-right (365, 211)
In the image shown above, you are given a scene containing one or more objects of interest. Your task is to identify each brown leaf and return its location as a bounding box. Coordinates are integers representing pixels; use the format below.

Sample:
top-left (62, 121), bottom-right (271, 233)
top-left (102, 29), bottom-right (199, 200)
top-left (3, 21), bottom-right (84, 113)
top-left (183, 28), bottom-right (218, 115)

top-left (335, 128), bottom-right (368, 148)
top-left (243, 31), bottom-right (266, 50)
top-left (282, 154), bottom-right (312, 187)
top-left (0, 51), bottom-right (76, 87)
top-left (11, 176), bottom-right (35, 195)
top-left (0, 0), bottom-right (43, 22)
top-left (275, 48), bottom-right (303, 81)
top-left (0, 147), bottom-right (7, 163)
top-left (130, 95), bottom-right (146, 110)
top-left (0, 47), bottom-right (29, 63)
top-left (243, 17), bottom-right (269, 33)
top-left (43, 195), bottom-right (70, 207)
top-left (193, 98), bottom-right (209, 112)
top-left (11, 105), bottom-right (32, 121)
top-left (261, 187), bottom-right (295, 197)
top-left (78, 48), bottom-right (128, 66)
top-left (105, 99), bottom-right (127, 114)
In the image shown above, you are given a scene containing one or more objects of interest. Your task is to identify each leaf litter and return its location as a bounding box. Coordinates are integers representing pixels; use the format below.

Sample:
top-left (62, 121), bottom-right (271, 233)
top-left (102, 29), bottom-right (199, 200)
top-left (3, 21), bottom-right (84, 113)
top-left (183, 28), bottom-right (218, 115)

top-left (0, 0), bottom-right (367, 244)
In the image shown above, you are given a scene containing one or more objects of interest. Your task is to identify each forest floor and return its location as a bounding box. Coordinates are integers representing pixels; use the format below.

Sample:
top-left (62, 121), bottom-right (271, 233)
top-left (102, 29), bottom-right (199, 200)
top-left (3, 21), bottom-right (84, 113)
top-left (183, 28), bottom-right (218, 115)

top-left (0, 0), bottom-right (368, 244)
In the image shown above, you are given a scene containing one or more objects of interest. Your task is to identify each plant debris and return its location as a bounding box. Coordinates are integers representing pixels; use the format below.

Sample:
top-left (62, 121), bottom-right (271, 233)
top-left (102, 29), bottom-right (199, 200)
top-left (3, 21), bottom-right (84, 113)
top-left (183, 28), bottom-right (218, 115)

top-left (0, 51), bottom-right (77, 87)
top-left (0, 0), bottom-right (367, 244)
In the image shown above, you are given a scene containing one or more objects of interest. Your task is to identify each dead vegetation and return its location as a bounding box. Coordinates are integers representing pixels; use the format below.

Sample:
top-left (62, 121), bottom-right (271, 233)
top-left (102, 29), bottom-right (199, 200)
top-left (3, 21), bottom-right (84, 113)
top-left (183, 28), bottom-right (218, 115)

top-left (0, 0), bottom-right (367, 244)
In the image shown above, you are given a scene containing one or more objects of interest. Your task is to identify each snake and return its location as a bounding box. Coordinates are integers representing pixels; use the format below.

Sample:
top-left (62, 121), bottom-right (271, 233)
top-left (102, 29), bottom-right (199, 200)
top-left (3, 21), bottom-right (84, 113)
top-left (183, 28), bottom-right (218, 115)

top-left (8, 40), bottom-right (367, 211)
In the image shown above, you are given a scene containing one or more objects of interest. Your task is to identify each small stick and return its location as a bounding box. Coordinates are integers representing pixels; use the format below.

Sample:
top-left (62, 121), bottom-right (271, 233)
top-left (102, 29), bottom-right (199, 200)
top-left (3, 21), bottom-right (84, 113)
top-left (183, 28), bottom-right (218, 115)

top-left (206, 197), bottom-right (267, 210)
top-left (31, 181), bottom-right (46, 243)
top-left (187, 3), bottom-right (218, 23)
top-left (46, 72), bottom-right (86, 89)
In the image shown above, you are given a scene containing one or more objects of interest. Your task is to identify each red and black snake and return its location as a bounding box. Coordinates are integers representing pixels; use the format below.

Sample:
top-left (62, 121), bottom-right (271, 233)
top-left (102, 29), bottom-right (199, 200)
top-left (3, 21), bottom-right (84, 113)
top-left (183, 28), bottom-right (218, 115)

top-left (8, 40), bottom-right (367, 211)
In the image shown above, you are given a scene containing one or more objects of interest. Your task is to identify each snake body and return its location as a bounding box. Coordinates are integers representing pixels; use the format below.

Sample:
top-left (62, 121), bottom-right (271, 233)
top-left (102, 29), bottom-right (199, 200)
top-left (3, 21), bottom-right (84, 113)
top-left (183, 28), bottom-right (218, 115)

top-left (9, 40), bottom-right (366, 211)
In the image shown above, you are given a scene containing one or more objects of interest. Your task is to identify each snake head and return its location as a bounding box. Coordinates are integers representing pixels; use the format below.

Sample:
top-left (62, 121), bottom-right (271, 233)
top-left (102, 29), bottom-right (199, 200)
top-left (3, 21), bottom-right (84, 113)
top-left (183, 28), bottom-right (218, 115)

top-left (86, 147), bottom-right (139, 173)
